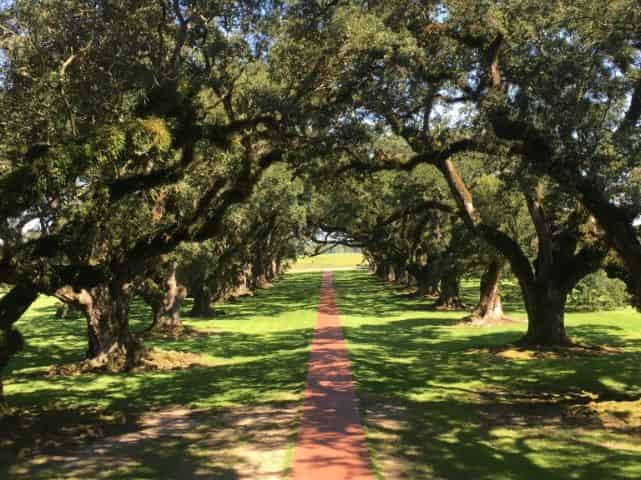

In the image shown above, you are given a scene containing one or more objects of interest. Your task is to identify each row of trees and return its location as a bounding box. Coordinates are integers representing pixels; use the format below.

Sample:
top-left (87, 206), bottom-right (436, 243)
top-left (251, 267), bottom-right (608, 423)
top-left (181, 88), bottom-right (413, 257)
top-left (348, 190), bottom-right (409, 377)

top-left (1, 0), bottom-right (640, 401)
top-left (0, 0), bottom-right (324, 398)
top-left (52, 163), bottom-right (303, 366)
top-left (308, 163), bottom-right (629, 326)
top-left (306, 0), bottom-right (640, 345)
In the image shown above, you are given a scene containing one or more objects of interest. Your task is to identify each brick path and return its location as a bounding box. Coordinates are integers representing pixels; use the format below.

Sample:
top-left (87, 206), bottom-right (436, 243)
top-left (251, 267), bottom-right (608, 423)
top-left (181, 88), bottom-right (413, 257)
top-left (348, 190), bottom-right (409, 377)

top-left (290, 271), bottom-right (375, 480)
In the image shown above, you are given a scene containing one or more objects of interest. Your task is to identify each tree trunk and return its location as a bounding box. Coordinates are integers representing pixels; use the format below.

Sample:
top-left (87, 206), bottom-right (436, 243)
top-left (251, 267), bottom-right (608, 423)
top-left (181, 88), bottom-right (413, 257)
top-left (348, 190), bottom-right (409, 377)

top-left (251, 256), bottom-right (270, 289)
top-left (252, 260), bottom-right (269, 289)
top-left (519, 282), bottom-right (570, 345)
top-left (435, 270), bottom-right (464, 309)
top-left (466, 258), bottom-right (506, 324)
top-left (0, 284), bottom-right (38, 403)
top-left (387, 264), bottom-right (397, 283)
top-left (559, 176), bottom-right (641, 307)
top-left (231, 266), bottom-right (252, 297)
top-left (268, 259), bottom-right (279, 281)
top-left (412, 266), bottom-right (439, 298)
top-left (149, 262), bottom-right (186, 330)
top-left (435, 142), bottom-right (602, 345)
top-left (398, 268), bottom-right (411, 286)
top-left (374, 262), bottom-right (386, 280)
top-left (255, 273), bottom-right (268, 289)
top-left (58, 282), bottom-right (144, 369)
top-left (275, 257), bottom-right (283, 277)
top-left (415, 280), bottom-right (432, 297)
top-left (190, 285), bottom-right (213, 317)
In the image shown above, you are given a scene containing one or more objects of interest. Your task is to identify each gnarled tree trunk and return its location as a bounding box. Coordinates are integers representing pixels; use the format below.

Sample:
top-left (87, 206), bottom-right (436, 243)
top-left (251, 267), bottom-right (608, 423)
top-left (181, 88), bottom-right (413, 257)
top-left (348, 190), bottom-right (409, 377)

top-left (387, 264), bottom-right (397, 283)
top-left (148, 262), bottom-right (187, 331)
top-left (464, 258), bottom-right (507, 325)
top-left (398, 268), bottom-right (411, 287)
top-left (411, 264), bottom-right (440, 298)
top-left (190, 284), bottom-right (213, 317)
top-left (519, 281), bottom-right (571, 346)
top-left (374, 262), bottom-right (387, 281)
top-left (232, 266), bottom-right (252, 297)
top-left (435, 269), bottom-right (464, 309)
top-left (255, 273), bottom-right (268, 289)
top-left (267, 258), bottom-right (280, 281)
top-left (249, 261), bottom-right (269, 290)
top-left (57, 282), bottom-right (144, 369)
top-left (553, 173), bottom-right (641, 308)
top-left (274, 257), bottom-right (283, 278)
top-left (436, 147), bottom-right (605, 347)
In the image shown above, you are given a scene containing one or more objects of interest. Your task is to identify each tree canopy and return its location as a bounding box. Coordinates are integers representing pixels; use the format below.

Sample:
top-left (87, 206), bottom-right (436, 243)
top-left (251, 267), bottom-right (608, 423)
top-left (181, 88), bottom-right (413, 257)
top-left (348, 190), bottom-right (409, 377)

top-left (1, 0), bottom-right (640, 399)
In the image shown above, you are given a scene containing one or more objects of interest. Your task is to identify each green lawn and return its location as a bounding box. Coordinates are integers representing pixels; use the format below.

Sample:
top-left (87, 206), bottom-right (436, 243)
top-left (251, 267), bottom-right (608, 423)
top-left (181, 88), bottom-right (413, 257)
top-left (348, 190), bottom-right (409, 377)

top-left (2, 273), bottom-right (321, 479)
top-left (334, 270), bottom-right (641, 480)
top-left (3, 270), bottom-right (641, 480)
top-left (5, 273), bottom-right (320, 410)
top-left (289, 252), bottom-right (365, 271)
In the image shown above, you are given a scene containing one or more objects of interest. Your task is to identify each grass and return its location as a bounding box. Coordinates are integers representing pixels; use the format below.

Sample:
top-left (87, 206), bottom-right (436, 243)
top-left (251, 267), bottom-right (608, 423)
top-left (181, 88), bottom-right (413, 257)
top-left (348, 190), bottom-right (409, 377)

top-left (3, 269), bottom-right (641, 479)
top-left (334, 270), bottom-right (641, 480)
top-left (289, 252), bottom-right (365, 271)
top-left (2, 273), bottom-right (321, 479)
top-left (5, 273), bottom-right (320, 410)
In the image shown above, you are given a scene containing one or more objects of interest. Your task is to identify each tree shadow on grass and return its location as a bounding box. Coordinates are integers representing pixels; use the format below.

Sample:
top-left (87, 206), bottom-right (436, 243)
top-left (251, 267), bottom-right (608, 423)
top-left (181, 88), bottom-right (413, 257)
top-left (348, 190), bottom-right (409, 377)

top-left (355, 325), bottom-right (641, 478)
top-left (8, 272), bottom-right (321, 372)
top-left (185, 272), bottom-right (322, 323)
top-left (334, 272), bottom-right (529, 318)
top-left (3, 273), bottom-right (324, 478)
top-left (365, 396), bottom-right (641, 480)
top-left (6, 326), bottom-right (314, 411)
top-left (7, 300), bottom-right (87, 374)
top-left (332, 270), bottom-right (641, 480)
top-left (3, 401), bottom-right (298, 480)
top-left (340, 307), bottom-right (641, 404)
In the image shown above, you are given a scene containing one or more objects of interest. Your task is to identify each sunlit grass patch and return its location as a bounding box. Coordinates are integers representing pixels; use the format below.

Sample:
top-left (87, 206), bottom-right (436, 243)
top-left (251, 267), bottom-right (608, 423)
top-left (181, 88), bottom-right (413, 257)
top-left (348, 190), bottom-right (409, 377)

top-left (289, 252), bottom-right (365, 271)
top-left (2, 273), bottom-right (322, 479)
top-left (334, 270), bottom-right (641, 480)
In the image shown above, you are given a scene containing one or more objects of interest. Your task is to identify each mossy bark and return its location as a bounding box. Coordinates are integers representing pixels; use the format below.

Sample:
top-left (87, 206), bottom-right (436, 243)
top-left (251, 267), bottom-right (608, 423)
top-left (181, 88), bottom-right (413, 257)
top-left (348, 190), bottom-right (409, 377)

top-left (57, 282), bottom-right (144, 369)
top-left (148, 263), bottom-right (186, 331)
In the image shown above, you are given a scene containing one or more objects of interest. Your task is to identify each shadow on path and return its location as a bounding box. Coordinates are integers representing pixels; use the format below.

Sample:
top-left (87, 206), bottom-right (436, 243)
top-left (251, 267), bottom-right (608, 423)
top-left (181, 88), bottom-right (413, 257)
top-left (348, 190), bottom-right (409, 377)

top-left (291, 271), bottom-right (375, 480)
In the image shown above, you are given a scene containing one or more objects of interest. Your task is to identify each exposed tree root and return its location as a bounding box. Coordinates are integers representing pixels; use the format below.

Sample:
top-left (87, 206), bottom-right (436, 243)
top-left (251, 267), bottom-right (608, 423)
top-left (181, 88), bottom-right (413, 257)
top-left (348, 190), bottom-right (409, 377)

top-left (469, 343), bottom-right (624, 361)
top-left (458, 313), bottom-right (522, 327)
top-left (568, 398), bottom-right (641, 430)
top-left (409, 289), bottom-right (439, 300)
top-left (433, 299), bottom-right (465, 310)
top-left (134, 349), bottom-right (213, 371)
top-left (45, 348), bottom-right (211, 377)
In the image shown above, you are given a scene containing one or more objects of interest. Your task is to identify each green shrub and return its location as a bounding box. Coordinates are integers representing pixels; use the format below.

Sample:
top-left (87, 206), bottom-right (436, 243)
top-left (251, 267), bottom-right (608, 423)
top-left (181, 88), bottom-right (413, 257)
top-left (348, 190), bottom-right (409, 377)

top-left (568, 270), bottom-right (631, 311)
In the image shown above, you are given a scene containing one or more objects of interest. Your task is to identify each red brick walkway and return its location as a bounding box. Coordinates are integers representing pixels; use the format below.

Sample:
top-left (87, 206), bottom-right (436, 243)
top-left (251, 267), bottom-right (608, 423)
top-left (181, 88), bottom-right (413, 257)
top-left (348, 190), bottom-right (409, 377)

top-left (290, 271), bottom-right (375, 480)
